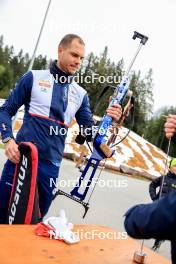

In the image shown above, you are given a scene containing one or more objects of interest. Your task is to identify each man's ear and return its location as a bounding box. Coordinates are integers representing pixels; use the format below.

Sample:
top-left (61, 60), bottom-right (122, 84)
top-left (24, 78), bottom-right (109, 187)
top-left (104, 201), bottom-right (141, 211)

top-left (58, 46), bottom-right (63, 55)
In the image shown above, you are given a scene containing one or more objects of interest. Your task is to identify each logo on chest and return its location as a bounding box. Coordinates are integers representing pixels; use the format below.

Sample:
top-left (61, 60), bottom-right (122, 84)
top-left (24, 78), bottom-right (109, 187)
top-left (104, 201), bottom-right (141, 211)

top-left (38, 80), bottom-right (52, 93)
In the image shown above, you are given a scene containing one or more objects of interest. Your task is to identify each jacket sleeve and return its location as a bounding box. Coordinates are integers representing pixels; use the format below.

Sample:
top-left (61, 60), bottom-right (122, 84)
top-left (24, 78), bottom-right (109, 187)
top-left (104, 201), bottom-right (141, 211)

top-left (75, 93), bottom-right (94, 127)
top-left (149, 176), bottom-right (162, 200)
top-left (0, 71), bottom-right (33, 141)
top-left (124, 191), bottom-right (176, 241)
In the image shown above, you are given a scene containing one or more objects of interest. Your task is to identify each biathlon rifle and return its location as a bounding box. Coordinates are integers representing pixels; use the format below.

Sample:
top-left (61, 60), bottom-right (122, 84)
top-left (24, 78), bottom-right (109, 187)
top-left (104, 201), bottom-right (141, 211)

top-left (54, 31), bottom-right (148, 218)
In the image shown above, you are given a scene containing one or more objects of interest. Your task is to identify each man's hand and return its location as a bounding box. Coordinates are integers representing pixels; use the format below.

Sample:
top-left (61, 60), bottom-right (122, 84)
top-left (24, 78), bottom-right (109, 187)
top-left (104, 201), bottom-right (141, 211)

top-left (164, 115), bottom-right (176, 139)
top-left (106, 104), bottom-right (122, 123)
top-left (4, 139), bottom-right (20, 164)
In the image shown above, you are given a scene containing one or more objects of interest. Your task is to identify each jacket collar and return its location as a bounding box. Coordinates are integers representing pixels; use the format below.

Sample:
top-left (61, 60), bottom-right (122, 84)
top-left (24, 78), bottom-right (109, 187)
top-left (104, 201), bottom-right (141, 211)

top-left (50, 60), bottom-right (73, 83)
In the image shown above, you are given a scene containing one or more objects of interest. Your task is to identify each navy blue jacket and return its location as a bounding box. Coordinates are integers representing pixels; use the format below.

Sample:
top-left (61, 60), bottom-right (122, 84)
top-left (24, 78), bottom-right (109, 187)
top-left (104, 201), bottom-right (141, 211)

top-left (0, 62), bottom-right (93, 163)
top-left (149, 172), bottom-right (176, 201)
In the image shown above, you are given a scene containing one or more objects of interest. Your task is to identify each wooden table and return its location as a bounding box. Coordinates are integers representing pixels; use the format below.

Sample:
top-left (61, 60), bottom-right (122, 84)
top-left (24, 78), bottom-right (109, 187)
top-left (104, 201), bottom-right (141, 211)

top-left (0, 225), bottom-right (171, 264)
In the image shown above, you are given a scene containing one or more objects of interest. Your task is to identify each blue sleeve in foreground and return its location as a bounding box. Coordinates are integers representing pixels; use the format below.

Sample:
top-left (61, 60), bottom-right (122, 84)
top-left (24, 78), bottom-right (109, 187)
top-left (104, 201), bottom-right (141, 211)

top-left (0, 71), bottom-right (33, 140)
top-left (124, 191), bottom-right (176, 240)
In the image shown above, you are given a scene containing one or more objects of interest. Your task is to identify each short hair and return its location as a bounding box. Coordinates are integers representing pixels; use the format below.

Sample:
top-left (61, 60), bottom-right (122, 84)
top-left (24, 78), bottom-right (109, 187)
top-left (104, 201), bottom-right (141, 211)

top-left (59, 34), bottom-right (85, 48)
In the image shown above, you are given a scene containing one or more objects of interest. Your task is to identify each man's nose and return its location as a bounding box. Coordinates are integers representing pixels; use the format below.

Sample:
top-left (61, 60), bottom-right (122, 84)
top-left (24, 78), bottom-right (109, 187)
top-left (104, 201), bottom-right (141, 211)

top-left (75, 57), bottom-right (81, 65)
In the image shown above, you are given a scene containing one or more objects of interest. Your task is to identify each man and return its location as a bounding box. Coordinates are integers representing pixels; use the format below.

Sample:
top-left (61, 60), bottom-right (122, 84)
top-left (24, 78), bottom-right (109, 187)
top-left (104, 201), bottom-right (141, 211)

top-left (149, 158), bottom-right (176, 202)
top-left (124, 115), bottom-right (176, 263)
top-left (149, 158), bottom-right (176, 250)
top-left (0, 34), bottom-right (122, 223)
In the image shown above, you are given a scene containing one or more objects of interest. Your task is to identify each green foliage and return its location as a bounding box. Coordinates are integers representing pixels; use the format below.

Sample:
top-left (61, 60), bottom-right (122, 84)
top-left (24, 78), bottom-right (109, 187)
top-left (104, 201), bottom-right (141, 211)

top-left (0, 35), bottom-right (47, 98)
top-left (32, 55), bottom-right (48, 70)
top-left (145, 106), bottom-right (176, 156)
top-left (128, 69), bottom-right (154, 135)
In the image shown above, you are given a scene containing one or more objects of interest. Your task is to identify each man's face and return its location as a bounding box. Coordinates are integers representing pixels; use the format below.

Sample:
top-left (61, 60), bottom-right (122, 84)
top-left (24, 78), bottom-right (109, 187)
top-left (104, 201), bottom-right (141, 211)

top-left (57, 39), bottom-right (85, 75)
top-left (170, 165), bottom-right (176, 175)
